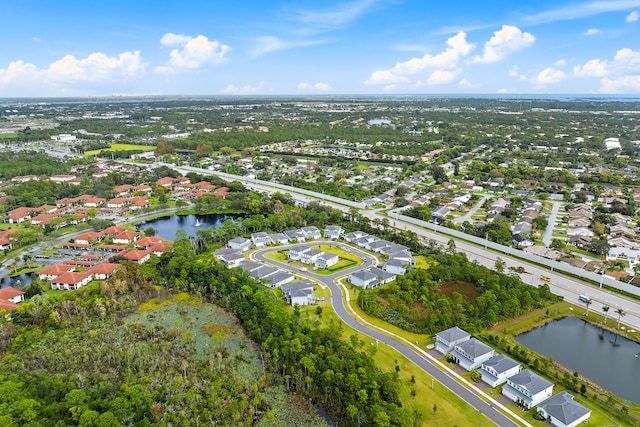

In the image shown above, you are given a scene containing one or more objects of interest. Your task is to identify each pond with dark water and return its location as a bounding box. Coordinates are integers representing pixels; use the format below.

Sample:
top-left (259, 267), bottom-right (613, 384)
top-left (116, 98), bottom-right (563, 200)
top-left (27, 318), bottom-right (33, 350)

top-left (135, 213), bottom-right (244, 241)
top-left (515, 316), bottom-right (640, 403)
top-left (0, 273), bottom-right (32, 289)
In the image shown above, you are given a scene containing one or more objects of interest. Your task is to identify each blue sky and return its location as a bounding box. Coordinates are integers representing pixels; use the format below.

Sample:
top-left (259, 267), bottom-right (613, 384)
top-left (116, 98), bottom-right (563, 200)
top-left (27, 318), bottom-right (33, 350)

top-left (1, 0), bottom-right (640, 96)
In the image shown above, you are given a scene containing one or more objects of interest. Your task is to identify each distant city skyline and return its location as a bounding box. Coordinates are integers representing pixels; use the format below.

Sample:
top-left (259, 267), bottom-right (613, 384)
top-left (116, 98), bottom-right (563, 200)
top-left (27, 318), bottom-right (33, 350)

top-left (1, 0), bottom-right (640, 96)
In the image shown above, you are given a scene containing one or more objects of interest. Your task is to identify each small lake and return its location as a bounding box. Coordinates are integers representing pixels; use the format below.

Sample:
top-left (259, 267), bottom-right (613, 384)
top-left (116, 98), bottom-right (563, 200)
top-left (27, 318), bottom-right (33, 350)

top-left (368, 118), bottom-right (391, 125)
top-left (136, 214), bottom-right (244, 241)
top-left (516, 316), bottom-right (640, 404)
top-left (0, 273), bottom-right (32, 289)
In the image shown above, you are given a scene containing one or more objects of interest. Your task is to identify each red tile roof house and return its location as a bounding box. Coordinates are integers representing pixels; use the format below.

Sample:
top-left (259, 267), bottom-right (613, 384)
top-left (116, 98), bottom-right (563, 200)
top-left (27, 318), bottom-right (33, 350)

top-left (135, 237), bottom-right (164, 249)
top-left (150, 242), bottom-right (173, 256)
top-left (0, 287), bottom-right (25, 311)
top-left (51, 271), bottom-right (94, 290)
top-left (122, 249), bottom-right (152, 264)
top-left (106, 198), bottom-right (129, 209)
top-left (99, 226), bottom-right (127, 238)
top-left (132, 184), bottom-right (153, 195)
top-left (74, 231), bottom-right (103, 245)
top-left (30, 213), bottom-right (63, 228)
top-left (128, 196), bottom-right (149, 210)
top-left (50, 175), bottom-right (77, 183)
top-left (86, 262), bottom-right (120, 280)
top-left (112, 184), bottom-right (134, 196)
top-left (6, 207), bottom-right (32, 223)
top-left (38, 263), bottom-right (76, 280)
top-left (0, 286), bottom-right (25, 304)
top-left (113, 231), bottom-right (140, 245)
top-left (0, 235), bottom-right (12, 250)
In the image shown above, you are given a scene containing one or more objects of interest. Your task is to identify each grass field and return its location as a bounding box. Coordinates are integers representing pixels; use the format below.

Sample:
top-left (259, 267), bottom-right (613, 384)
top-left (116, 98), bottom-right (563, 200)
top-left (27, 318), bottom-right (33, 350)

top-left (84, 143), bottom-right (155, 156)
top-left (0, 133), bottom-right (18, 139)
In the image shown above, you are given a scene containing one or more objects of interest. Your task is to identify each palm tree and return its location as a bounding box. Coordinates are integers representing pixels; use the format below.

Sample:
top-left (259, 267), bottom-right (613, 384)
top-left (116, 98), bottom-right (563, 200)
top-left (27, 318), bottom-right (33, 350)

top-left (615, 308), bottom-right (626, 329)
top-left (602, 306), bottom-right (610, 325)
top-left (584, 298), bottom-right (592, 317)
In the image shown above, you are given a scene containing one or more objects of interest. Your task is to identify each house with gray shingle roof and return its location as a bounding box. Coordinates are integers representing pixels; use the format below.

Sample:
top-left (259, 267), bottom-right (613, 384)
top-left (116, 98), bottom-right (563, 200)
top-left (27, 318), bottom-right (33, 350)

top-left (435, 326), bottom-right (470, 355)
top-left (451, 337), bottom-right (495, 371)
top-left (479, 354), bottom-right (521, 387)
top-left (502, 369), bottom-right (554, 409)
top-left (264, 270), bottom-right (295, 288)
top-left (536, 391), bottom-right (591, 427)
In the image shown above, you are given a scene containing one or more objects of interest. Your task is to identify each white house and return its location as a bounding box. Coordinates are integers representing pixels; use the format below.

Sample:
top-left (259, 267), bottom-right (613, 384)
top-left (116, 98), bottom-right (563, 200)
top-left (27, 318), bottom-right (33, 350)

top-left (250, 265), bottom-right (278, 281)
top-left (343, 230), bottom-right (367, 242)
top-left (0, 286), bottom-right (25, 304)
top-left (51, 271), bottom-right (93, 290)
top-left (349, 270), bottom-right (379, 289)
top-left (324, 225), bottom-right (343, 240)
top-left (284, 229), bottom-right (306, 243)
top-left (301, 226), bottom-right (321, 240)
top-left (316, 252), bottom-right (339, 269)
top-left (268, 233), bottom-right (289, 246)
top-left (251, 232), bottom-right (272, 248)
top-left (502, 370), bottom-right (554, 409)
top-left (218, 252), bottom-right (245, 268)
top-left (301, 248), bottom-right (324, 265)
top-left (536, 391), bottom-right (591, 427)
top-left (281, 280), bottom-right (315, 306)
top-left (435, 326), bottom-right (470, 355)
top-left (265, 271), bottom-right (295, 288)
top-left (383, 258), bottom-right (409, 275)
top-left (451, 338), bottom-right (495, 371)
top-left (480, 354), bottom-right (521, 387)
top-left (227, 237), bottom-right (252, 252)
top-left (369, 267), bottom-right (395, 285)
top-left (289, 245), bottom-right (311, 261)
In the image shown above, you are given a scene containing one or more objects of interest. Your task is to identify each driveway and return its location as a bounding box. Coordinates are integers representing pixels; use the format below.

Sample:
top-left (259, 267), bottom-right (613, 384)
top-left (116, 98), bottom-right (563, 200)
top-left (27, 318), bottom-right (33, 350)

top-left (542, 201), bottom-right (562, 247)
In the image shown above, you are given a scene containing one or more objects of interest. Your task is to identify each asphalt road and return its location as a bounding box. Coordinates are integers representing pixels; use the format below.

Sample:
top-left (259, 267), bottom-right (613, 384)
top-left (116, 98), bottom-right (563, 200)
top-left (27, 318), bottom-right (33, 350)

top-left (254, 243), bottom-right (521, 427)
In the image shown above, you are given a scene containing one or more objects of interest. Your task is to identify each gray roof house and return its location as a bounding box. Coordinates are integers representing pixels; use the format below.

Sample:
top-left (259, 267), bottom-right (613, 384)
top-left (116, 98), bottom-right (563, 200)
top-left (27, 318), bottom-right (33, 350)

top-left (240, 260), bottom-right (262, 273)
top-left (284, 229), bottom-right (306, 242)
top-left (369, 239), bottom-right (392, 253)
top-left (250, 265), bottom-right (278, 280)
top-left (281, 280), bottom-right (315, 306)
top-left (349, 270), bottom-right (379, 289)
top-left (268, 233), bottom-right (289, 246)
top-left (536, 391), bottom-right (591, 427)
top-left (289, 245), bottom-right (311, 261)
top-left (369, 267), bottom-right (395, 284)
top-left (343, 230), bottom-right (367, 242)
top-left (383, 258), bottom-right (408, 275)
top-left (451, 337), bottom-right (495, 371)
top-left (480, 354), bottom-right (521, 387)
top-left (324, 225), bottom-right (343, 240)
top-left (301, 226), bottom-right (321, 240)
top-left (264, 270), bottom-right (295, 289)
top-left (218, 252), bottom-right (245, 268)
top-left (316, 252), bottom-right (339, 269)
top-left (502, 369), bottom-right (554, 409)
top-left (227, 237), bottom-right (252, 252)
top-left (301, 248), bottom-right (324, 264)
top-left (251, 232), bottom-right (272, 248)
top-left (435, 326), bottom-right (470, 355)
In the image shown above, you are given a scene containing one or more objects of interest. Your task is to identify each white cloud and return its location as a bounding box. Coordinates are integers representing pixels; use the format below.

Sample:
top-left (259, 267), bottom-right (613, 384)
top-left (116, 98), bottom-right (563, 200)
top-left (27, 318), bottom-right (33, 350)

top-left (574, 58), bottom-right (609, 77)
top-left (250, 36), bottom-right (325, 57)
top-left (366, 31), bottom-right (474, 87)
top-left (297, 81), bottom-right (332, 91)
top-left (627, 10), bottom-right (639, 22)
top-left (584, 28), bottom-right (601, 35)
top-left (600, 75), bottom-right (640, 92)
top-left (574, 47), bottom-right (640, 78)
top-left (525, 1), bottom-right (640, 25)
top-left (554, 58), bottom-right (568, 66)
top-left (155, 33), bottom-right (230, 74)
top-left (222, 82), bottom-right (270, 94)
top-left (365, 70), bottom-right (411, 85)
top-left (533, 67), bottom-right (568, 84)
top-left (0, 51), bottom-right (145, 86)
top-left (459, 78), bottom-right (481, 89)
top-left (32, 37), bottom-right (41, 43)
top-left (160, 33), bottom-right (193, 46)
top-left (470, 25), bottom-right (535, 64)
top-left (427, 69), bottom-right (458, 85)
top-left (292, 0), bottom-right (381, 34)
top-left (508, 65), bottom-right (519, 76)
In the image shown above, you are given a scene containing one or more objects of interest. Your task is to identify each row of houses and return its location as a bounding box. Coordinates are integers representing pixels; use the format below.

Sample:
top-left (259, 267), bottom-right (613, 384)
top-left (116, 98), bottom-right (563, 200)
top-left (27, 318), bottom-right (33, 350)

top-left (511, 200), bottom-right (543, 248)
top-left (435, 327), bottom-right (591, 427)
top-left (215, 247), bottom-right (317, 305)
top-left (228, 226), bottom-right (343, 252)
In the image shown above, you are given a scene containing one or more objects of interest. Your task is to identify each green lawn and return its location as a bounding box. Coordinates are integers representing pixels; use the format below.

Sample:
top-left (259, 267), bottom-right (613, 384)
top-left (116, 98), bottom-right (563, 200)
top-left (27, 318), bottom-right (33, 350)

top-left (84, 143), bottom-right (155, 156)
top-left (264, 250), bottom-right (289, 263)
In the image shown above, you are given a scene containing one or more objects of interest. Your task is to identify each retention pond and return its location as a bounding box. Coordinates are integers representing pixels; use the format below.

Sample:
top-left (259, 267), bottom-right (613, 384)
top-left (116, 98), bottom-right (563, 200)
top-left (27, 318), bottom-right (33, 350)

top-left (515, 316), bottom-right (640, 404)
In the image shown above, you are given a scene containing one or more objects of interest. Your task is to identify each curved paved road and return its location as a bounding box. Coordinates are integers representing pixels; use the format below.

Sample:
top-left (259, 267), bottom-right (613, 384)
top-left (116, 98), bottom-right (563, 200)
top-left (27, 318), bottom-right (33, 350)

top-left (254, 242), bottom-right (521, 427)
